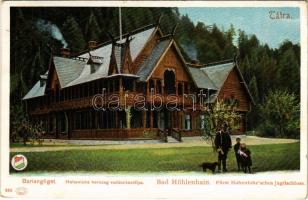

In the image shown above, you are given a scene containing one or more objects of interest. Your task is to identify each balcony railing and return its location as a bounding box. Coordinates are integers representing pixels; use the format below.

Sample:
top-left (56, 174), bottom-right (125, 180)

top-left (28, 91), bottom-right (195, 115)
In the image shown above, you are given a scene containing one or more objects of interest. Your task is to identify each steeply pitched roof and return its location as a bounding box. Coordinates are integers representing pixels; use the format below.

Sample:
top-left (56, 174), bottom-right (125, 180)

top-left (137, 39), bottom-right (172, 82)
top-left (199, 62), bottom-right (254, 104)
top-left (24, 27), bottom-right (157, 100)
top-left (23, 80), bottom-right (46, 100)
top-left (114, 44), bottom-right (124, 72)
top-left (79, 27), bottom-right (155, 61)
top-left (53, 56), bottom-right (86, 87)
top-left (65, 27), bottom-right (156, 87)
top-left (187, 66), bottom-right (217, 90)
top-left (200, 62), bottom-right (234, 89)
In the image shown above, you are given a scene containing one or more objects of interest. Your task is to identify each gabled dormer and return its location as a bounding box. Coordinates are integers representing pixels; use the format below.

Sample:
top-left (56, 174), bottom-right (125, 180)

top-left (87, 52), bottom-right (103, 74)
top-left (108, 34), bottom-right (133, 75)
top-left (120, 35), bottom-right (133, 74)
top-left (108, 43), bottom-right (120, 75)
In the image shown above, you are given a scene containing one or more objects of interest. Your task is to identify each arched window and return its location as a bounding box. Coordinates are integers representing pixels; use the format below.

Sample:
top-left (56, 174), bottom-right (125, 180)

top-left (164, 70), bottom-right (176, 94)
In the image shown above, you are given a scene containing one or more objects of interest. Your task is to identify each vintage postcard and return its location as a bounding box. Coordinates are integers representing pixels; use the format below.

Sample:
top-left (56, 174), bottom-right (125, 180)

top-left (0, 1), bottom-right (307, 199)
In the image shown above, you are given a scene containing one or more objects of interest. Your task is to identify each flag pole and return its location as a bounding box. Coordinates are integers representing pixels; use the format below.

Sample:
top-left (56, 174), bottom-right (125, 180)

top-left (119, 7), bottom-right (122, 41)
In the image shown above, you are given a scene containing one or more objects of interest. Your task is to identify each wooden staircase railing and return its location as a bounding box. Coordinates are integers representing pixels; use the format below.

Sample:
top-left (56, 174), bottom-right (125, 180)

top-left (171, 128), bottom-right (182, 142)
top-left (158, 128), bottom-right (168, 143)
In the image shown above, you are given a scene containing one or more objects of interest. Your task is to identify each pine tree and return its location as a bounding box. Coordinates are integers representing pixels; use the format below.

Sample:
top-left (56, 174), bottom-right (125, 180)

top-left (62, 16), bottom-right (86, 52)
top-left (84, 12), bottom-right (102, 42)
top-left (277, 48), bottom-right (300, 95)
top-left (248, 76), bottom-right (259, 103)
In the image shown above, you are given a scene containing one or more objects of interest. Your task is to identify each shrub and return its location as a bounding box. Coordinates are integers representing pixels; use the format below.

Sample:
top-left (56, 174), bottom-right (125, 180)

top-left (257, 90), bottom-right (300, 138)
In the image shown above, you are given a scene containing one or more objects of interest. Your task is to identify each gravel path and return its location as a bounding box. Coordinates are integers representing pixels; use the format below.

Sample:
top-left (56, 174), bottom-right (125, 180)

top-left (10, 136), bottom-right (299, 153)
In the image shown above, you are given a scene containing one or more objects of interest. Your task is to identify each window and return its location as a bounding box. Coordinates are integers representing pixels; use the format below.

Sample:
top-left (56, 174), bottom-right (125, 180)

top-left (200, 114), bottom-right (205, 130)
top-left (156, 80), bottom-right (162, 94)
top-left (149, 79), bottom-right (155, 93)
top-left (164, 70), bottom-right (176, 94)
top-left (184, 114), bottom-right (191, 130)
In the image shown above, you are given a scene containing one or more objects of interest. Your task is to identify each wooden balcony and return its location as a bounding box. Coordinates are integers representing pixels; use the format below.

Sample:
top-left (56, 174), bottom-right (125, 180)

top-left (28, 91), bottom-right (195, 115)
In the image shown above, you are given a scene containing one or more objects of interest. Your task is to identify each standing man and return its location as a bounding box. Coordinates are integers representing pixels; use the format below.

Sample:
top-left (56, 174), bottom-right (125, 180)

top-left (214, 123), bottom-right (232, 172)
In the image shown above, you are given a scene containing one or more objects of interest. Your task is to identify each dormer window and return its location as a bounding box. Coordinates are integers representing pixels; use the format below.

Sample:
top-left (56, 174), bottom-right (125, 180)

top-left (39, 75), bottom-right (47, 87)
top-left (87, 55), bottom-right (103, 74)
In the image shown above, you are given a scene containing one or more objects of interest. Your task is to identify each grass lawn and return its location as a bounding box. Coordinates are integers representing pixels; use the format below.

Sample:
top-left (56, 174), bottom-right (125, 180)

top-left (10, 142), bottom-right (299, 173)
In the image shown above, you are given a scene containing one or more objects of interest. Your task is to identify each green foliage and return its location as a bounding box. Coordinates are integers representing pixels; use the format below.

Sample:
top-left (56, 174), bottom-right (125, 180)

top-left (10, 104), bottom-right (45, 145)
top-left (277, 47), bottom-right (300, 94)
top-left (248, 76), bottom-right (259, 103)
top-left (62, 16), bottom-right (86, 52)
top-left (10, 104), bottom-right (27, 143)
top-left (10, 8), bottom-right (53, 103)
top-left (143, 130), bottom-right (157, 138)
top-left (84, 12), bottom-right (102, 41)
top-left (203, 100), bottom-right (242, 135)
top-left (237, 30), bottom-right (300, 133)
top-left (257, 90), bottom-right (300, 138)
top-left (200, 100), bottom-right (241, 149)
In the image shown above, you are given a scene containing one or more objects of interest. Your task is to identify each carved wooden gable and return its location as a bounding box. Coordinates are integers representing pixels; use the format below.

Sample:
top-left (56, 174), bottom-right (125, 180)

top-left (131, 28), bottom-right (162, 74)
top-left (108, 45), bottom-right (120, 75)
top-left (151, 44), bottom-right (191, 82)
top-left (121, 45), bottom-right (133, 74)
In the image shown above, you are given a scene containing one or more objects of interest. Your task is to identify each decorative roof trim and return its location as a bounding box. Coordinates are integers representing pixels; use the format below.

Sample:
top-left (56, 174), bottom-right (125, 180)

top-left (144, 39), bottom-right (174, 82)
top-left (172, 40), bottom-right (202, 89)
top-left (62, 74), bottom-right (139, 88)
top-left (234, 63), bottom-right (255, 105)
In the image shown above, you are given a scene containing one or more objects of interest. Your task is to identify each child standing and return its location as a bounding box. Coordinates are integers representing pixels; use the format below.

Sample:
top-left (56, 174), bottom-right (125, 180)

top-left (233, 137), bottom-right (241, 171)
top-left (238, 143), bottom-right (252, 173)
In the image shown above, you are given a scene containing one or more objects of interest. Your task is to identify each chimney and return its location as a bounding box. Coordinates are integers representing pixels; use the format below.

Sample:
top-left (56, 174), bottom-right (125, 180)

top-left (61, 48), bottom-right (70, 58)
top-left (88, 41), bottom-right (97, 50)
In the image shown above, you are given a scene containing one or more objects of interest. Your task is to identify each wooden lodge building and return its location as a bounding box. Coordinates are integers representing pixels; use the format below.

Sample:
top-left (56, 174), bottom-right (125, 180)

top-left (23, 22), bottom-right (254, 140)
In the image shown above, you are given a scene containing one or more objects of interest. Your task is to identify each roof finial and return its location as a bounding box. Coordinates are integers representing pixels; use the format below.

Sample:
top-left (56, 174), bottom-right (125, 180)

top-left (156, 14), bottom-right (164, 26)
top-left (171, 23), bottom-right (179, 37)
top-left (233, 53), bottom-right (239, 65)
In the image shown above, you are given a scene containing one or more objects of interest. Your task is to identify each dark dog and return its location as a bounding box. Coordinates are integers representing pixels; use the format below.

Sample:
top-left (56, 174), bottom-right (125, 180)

top-left (199, 162), bottom-right (219, 173)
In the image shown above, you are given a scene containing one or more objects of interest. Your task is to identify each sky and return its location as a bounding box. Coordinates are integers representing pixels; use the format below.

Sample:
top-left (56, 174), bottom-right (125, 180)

top-left (178, 7), bottom-right (300, 49)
